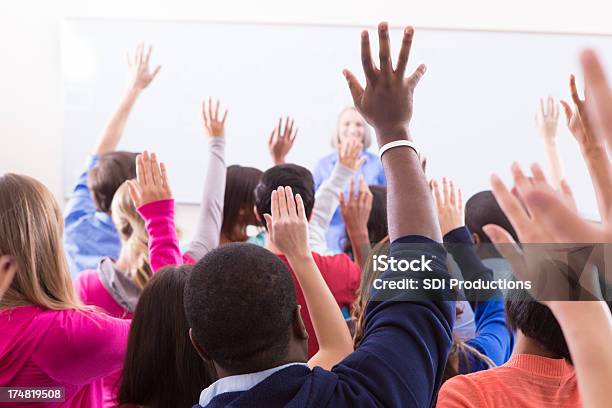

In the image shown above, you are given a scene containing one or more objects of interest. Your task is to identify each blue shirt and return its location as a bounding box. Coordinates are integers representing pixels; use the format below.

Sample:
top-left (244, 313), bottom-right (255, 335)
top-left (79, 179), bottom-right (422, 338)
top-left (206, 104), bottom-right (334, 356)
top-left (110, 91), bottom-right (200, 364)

top-left (312, 149), bottom-right (386, 253)
top-left (63, 155), bottom-right (121, 277)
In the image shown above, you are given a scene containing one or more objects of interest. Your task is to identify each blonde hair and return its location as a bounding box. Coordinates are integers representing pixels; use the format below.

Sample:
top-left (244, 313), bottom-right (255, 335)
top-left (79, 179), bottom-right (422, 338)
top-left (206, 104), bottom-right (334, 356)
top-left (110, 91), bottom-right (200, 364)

top-left (111, 182), bottom-right (152, 289)
top-left (0, 174), bottom-right (83, 310)
top-left (331, 106), bottom-right (372, 149)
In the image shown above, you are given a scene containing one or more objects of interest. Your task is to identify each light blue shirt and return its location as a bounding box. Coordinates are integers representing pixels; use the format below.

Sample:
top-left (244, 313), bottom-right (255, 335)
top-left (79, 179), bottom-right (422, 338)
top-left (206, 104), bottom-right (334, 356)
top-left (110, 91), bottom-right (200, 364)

top-left (312, 149), bottom-right (386, 253)
top-left (63, 155), bottom-right (121, 277)
top-left (199, 363), bottom-right (309, 407)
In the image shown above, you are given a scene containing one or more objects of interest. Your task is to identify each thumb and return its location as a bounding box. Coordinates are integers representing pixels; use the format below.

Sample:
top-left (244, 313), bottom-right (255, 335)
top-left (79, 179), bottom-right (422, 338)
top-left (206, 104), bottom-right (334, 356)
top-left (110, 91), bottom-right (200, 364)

top-left (560, 100), bottom-right (573, 126)
top-left (524, 189), bottom-right (601, 243)
top-left (356, 156), bottom-right (366, 169)
top-left (263, 214), bottom-right (274, 241)
top-left (343, 69), bottom-right (364, 107)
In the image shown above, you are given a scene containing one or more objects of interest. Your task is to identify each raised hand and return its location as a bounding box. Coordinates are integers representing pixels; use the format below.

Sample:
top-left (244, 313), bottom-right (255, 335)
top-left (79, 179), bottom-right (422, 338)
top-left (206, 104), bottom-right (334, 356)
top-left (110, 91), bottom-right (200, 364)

top-left (268, 117), bottom-right (297, 165)
top-left (343, 23), bottom-right (426, 145)
top-left (127, 151), bottom-right (172, 208)
top-left (535, 96), bottom-right (559, 141)
top-left (338, 139), bottom-right (365, 171)
top-left (127, 43), bottom-right (161, 91)
top-left (432, 178), bottom-right (464, 236)
top-left (340, 176), bottom-right (373, 235)
top-left (263, 186), bottom-right (310, 259)
top-left (560, 75), bottom-right (600, 150)
top-left (202, 97), bottom-right (228, 138)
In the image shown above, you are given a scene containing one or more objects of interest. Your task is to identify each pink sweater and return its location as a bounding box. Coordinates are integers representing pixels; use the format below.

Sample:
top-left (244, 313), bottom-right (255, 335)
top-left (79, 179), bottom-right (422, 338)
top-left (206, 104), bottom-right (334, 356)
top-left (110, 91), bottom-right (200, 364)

top-left (0, 305), bottom-right (129, 408)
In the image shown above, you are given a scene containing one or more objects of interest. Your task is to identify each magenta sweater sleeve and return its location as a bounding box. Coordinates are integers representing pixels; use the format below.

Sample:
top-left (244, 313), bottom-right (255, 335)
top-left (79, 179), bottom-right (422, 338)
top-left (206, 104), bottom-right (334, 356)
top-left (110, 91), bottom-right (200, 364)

top-left (33, 309), bottom-right (130, 385)
top-left (138, 199), bottom-right (183, 272)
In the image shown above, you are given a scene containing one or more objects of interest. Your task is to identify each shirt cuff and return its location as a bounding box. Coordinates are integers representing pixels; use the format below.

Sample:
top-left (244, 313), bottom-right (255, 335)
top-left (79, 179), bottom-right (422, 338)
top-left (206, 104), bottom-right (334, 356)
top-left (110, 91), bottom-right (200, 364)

top-left (443, 226), bottom-right (472, 244)
top-left (137, 199), bottom-right (175, 221)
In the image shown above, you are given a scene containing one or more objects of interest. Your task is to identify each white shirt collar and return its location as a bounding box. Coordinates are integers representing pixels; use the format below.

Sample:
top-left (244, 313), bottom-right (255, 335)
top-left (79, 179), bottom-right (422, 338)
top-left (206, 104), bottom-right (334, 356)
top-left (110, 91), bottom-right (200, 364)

top-left (199, 362), bottom-right (308, 407)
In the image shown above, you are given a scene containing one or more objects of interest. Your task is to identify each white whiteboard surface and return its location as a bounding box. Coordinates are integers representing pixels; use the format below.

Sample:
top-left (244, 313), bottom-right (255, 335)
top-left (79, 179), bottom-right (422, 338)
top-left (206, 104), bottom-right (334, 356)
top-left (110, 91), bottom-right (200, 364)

top-left (62, 19), bottom-right (612, 217)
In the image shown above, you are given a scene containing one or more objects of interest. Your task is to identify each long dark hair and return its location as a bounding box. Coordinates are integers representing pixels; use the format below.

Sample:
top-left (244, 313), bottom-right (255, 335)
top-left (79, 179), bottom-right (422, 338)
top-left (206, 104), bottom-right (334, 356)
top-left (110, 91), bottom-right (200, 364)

top-left (222, 165), bottom-right (263, 242)
top-left (118, 265), bottom-right (215, 407)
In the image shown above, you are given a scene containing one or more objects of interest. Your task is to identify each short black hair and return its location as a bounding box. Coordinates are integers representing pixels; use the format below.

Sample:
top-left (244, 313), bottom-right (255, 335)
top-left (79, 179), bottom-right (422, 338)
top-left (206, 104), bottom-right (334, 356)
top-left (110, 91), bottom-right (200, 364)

top-left (465, 190), bottom-right (518, 244)
top-left (184, 243), bottom-right (298, 373)
top-left (88, 151), bottom-right (138, 213)
top-left (254, 164), bottom-right (315, 227)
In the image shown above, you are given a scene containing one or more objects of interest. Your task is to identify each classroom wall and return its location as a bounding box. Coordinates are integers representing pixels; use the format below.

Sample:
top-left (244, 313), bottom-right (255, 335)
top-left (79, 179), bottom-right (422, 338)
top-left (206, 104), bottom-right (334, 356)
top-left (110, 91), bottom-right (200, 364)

top-left (1, 0), bottom-right (610, 238)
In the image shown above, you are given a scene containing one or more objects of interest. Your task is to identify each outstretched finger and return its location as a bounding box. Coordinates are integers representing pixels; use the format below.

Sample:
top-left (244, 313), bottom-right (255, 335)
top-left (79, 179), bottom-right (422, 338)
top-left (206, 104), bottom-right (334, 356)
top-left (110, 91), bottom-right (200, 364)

top-left (126, 180), bottom-right (142, 207)
top-left (159, 161), bottom-right (170, 191)
top-left (569, 74), bottom-right (582, 106)
top-left (432, 179), bottom-right (442, 209)
top-left (277, 186), bottom-right (289, 218)
top-left (395, 26), bottom-right (414, 78)
top-left (482, 224), bottom-right (527, 279)
top-left (144, 45), bottom-right (153, 65)
top-left (449, 180), bottom-right (456, 206)
top-left (270, 190), bottom-right (280, 220)
top-left (348, 177), bottom-right (355, 201)
top-left (442, 177), bottom-right (449, 204)
top-left (285, 186), bottom-right (297, 218)
top-left (202, 100), bottom-right (209, 128)
top-left (406, 64), bottom-right (427, 87)
top-left (149, 153), bottom-right (161, 186)
top-left (581, 49), bottom-right (612, 147)
top-left (360, 31), bottom-right (377, 81)
top-left (221, 109), bottom-right (228, 125)
top-left (378, 22), bottom-right (392, 75)
top-left (138, 152), bottom-right (150, 186)
top-left (208, 97), bottom-right (213, 125)
top-left (560, 100), bottom-right (573, 126)
top-left (295, 193), bottom-right (307, 221)
top-left (214, 100), bottom-right (220, 121)
top-left (263, 214), bottom-right (274, 239)
top-left (490, 173), bottom-right (531, 235)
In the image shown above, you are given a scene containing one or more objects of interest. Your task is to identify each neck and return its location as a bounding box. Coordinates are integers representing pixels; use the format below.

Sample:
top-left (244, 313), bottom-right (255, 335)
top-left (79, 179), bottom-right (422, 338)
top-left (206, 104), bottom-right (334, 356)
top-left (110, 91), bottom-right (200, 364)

top-left (512, 330), bottom-right (562, 359)
top-left (214, 356), bottom-right (304, 380)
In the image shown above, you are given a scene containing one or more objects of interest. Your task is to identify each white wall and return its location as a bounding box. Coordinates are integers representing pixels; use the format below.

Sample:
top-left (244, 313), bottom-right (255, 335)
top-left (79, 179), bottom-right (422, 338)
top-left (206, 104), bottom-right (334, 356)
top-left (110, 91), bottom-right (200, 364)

top-left (1, 0), bottom-right (611, 237)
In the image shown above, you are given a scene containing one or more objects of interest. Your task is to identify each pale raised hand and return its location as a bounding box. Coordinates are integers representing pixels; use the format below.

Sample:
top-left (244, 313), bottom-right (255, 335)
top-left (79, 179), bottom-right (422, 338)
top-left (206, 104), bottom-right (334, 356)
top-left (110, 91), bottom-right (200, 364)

top-left (343, 23), bottom-right (426, 145)
top-left (263, 186), bottom-right (310, 259)
top-left (338, 139), bottom-right (365, 171)
top-left (560, 75), bottom-right (601, 151)
top-left (202, 97), bottom-right (228, 138)
top-left (127, 43), bottom-right (161, 91)
top-left (432, 178), bottom-right (464, 236)
top-left (268, 117), bottom-right (297, 165)
top-left (339, 176), bottom-right (373, 236)
top-left (535, 96), bottom-right (560, 141)
top-left (127, 151), bottom-right (172, 208)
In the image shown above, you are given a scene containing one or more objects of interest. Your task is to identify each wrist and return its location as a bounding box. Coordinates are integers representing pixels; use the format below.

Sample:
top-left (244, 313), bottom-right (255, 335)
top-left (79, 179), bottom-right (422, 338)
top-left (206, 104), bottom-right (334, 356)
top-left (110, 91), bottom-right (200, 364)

top-left (286, 250), bottom-right (313, 265)
top-left (346, 226), bottom-right (369, 240)
top-left (581, 143), bottom-right (606, 157)
top-left (375, 124), bottom-right (412, 145)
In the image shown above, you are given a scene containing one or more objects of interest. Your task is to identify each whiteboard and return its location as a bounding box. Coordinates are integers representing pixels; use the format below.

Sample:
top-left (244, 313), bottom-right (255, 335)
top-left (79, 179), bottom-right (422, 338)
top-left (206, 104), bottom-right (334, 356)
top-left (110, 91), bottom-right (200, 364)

top-left (61, 18), bottom-right (612, 218)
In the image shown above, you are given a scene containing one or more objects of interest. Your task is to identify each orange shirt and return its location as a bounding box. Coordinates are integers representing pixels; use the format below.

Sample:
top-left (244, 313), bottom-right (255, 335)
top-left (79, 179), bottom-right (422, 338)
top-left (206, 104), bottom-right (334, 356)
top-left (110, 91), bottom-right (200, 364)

top-left (437, 354), bottom-right (581, 407)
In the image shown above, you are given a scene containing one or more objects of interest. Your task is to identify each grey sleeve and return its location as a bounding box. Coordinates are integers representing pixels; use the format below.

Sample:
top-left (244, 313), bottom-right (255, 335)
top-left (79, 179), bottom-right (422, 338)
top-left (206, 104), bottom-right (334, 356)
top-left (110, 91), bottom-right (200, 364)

top-left (186, 137), bottom-right (226, 261)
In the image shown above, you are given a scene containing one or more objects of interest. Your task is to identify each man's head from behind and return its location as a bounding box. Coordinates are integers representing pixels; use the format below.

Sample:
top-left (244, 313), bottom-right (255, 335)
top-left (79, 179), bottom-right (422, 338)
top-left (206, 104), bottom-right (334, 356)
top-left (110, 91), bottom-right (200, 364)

top-left (184, 243), bottom-right (308, 376)
top-left (466, 190), bottom-right (518, 246)
top-left (254, 164), bottom-right (315, 227)
top-left (88, 151), bottom-right (138, 213)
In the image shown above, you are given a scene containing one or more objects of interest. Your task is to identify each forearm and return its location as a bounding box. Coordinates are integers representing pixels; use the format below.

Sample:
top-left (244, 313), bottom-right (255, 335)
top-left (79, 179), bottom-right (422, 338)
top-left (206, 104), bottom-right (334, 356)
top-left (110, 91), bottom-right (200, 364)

top-left (138, 199), bottom-right (183, 272)
top-left (380, 129), bottom-right (440, 242)
top-left (581, 146), bottom-right (612, 220)
top-left (346, 228), bottom-right (371, 268)
top-left (544, 141), bottom-right (564, 189)
top-left (95, 88), bottom-right (140, 155)
top-left (187, 138), bottom-right (226, 260)
top-left (288, 253), bottom-right (353, 369)
top-left (549, 301), bottom-right (612, 408)
top-left (309, 163), bottom-right (354, 252)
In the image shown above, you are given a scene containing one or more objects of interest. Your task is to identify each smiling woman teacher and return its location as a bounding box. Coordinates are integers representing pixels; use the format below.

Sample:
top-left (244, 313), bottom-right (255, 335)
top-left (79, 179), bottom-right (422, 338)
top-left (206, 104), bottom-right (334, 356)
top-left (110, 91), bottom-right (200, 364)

top-left (312, 107), bottom-right (386, 253)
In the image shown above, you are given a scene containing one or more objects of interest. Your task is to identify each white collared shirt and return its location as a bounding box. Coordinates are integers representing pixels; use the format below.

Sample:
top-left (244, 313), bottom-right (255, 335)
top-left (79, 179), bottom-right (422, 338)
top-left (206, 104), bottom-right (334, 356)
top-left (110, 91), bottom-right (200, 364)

top-left (199, 362), bottom-right (309, 407)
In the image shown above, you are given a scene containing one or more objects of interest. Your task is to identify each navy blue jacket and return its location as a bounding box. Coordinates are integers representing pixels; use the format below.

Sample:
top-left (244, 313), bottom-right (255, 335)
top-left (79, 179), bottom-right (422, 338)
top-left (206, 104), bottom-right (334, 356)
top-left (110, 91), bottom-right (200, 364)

top-left (198, 236), bottom-right (455, 408)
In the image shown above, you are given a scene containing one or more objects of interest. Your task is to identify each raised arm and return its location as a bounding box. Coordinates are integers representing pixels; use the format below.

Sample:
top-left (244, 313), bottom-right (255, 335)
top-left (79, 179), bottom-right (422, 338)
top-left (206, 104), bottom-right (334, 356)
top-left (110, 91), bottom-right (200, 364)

top-left (561, 74), bottom-right (612, 223)
top-left (344, 24), bottom-right (438, 241)
top-left (339, 175), bottom-right (373, 267)
top-left (128, 151), bottom-right (182, 271)
top-left (94, 44), bottom-right (161, 155)
top-left (186, 98), bottom-right (228, 261)
top-left (268, 117), bottom-right (297, 166)
top-left (264, 186), bottom-right (353, 370)
top-left (535, 96), bottom-right (564, 189)
top-left (309, 139), bottom-right (364, 253)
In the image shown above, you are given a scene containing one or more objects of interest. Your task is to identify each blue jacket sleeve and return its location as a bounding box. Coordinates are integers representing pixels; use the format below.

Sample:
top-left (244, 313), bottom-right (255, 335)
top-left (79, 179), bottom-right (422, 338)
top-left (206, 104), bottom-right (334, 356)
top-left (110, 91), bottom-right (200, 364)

top-left (64, 155), bottom-right (99, 227)
top-left (444, 227), bottom-right (513, 373)
top-left (330, 236), bottom-right (455, 407)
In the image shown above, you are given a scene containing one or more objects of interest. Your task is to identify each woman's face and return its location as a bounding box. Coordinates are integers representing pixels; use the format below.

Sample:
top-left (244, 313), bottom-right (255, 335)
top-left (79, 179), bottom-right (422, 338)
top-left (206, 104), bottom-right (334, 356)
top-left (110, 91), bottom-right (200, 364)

top-left (338, 108), bottom-right (366, 145)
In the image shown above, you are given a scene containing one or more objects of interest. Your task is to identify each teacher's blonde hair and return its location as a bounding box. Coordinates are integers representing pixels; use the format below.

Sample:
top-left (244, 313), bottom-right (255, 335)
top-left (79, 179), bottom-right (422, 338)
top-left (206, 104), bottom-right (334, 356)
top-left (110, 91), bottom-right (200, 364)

top-left (0, 174), bottom-right (83, 310)
top-left (330, 106), bottom-right (373, 149)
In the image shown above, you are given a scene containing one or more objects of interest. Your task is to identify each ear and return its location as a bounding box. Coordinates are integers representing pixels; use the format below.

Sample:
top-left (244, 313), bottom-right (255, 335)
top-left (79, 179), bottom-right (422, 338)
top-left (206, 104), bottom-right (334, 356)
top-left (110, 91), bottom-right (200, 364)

top-left (472, 233), bottom-right (480, 246)
top-left (292, 305), bottom-right (308, 340)
top-left (253, 205), bottom-right (261, 223)
top-left (0, 255), bottom-right (17, 299)
top-left (189, 328), bottom-right (212, 362)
